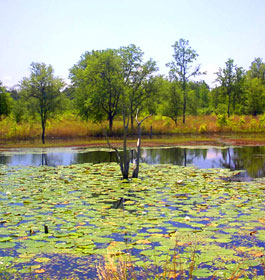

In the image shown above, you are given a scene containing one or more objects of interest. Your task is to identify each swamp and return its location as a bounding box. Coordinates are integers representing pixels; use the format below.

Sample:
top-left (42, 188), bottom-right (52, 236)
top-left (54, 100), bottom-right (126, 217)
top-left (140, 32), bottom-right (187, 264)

top-left (0, 144), bottom-right (264, 279)
top-left (1, 1), bottom-right (265, 278)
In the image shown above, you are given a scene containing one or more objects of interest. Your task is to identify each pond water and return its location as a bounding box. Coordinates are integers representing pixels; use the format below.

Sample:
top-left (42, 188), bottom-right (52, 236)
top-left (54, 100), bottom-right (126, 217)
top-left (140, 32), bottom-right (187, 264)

top-left (0, 146), bottom-right (265, 178)
top-left (0, 162), bottom-right (264, 279)
top-left (0, 146), bottom-right (265, 279)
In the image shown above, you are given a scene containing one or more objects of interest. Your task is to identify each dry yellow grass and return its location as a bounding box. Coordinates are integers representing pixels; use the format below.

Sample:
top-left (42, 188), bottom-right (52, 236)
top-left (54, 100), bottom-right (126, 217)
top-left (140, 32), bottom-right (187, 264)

top-left (0, 114), bottom-right (265, 142)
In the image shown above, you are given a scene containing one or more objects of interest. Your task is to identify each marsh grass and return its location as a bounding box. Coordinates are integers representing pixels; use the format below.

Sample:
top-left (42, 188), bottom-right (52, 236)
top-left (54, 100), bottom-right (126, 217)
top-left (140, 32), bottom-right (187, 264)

top-left (96, 243), bottom-right (265, 280)
top-left (1, 114), bottom-right (265, 143)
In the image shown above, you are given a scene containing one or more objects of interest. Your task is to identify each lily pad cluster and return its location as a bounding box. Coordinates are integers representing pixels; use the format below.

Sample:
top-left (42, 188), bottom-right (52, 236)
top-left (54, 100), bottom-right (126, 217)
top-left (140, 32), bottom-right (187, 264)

top-left (0, 163), bottom-right (264, 279)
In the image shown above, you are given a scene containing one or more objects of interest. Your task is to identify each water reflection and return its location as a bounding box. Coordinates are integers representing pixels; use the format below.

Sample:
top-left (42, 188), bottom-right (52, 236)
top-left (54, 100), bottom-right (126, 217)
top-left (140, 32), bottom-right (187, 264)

top-left (0, 146), bottom-right (264, 178)
top-left (0, 152), bottom-right (69, 166)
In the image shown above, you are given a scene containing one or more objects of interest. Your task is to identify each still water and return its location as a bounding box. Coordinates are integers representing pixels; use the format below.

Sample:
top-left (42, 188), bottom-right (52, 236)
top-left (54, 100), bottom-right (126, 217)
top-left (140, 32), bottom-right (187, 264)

top-left (1, 146), bottom-right (265, 178)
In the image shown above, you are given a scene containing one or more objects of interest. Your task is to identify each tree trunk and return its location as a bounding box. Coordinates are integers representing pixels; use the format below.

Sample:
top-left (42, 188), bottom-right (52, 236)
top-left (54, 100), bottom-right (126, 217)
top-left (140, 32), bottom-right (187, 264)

top-left (104, 110), bottom-right (150, 180)
top-left (227, 89), bottom-right (231, 117)
top-left (183, 96), bottom-right (186, 124)
top-left (109, 117), bottom-right (113, 136)
top-left (132, 122), bottom-right (141, 178)
top-left (130, 114), bottom-right (134, 132)
top-left (182, 82), bottom-right (187, 124)
top-left (132, 112), bottom-right (151, 178)
top-left (104, 114), bottom-right (130, 180)
top-left (122, 114), bottom-right (130, 179)
top-left (41, 119), bottom-right (46, 144)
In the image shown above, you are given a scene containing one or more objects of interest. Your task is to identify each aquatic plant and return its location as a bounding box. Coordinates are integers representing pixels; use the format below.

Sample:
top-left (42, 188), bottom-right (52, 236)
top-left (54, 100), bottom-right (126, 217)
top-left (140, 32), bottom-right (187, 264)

top-left (0, 163), bottom-right (264, 279)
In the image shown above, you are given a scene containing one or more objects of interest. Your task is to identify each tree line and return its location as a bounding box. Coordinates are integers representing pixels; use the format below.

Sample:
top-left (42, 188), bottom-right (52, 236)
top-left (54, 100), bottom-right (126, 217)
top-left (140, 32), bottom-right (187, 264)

top-left (1, 38), bottom-right (265, 143)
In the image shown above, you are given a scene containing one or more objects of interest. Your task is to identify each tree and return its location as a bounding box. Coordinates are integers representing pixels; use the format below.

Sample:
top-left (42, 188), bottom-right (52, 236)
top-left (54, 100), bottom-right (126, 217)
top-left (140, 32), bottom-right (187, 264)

top-left (70, 49), bottom-right (123, 135)
top-left (0, 81), bottom-right (11, 117)
top-left (248, 57), bottom-right (265, 82)
top-left (162, 79), bottom-right (182, 124)
top-left (215, 59), bottom-right (238, 117)
top-left (105, 108), bottom-right (151, 179)
top-left (245, 77), bottom-right (265, 115)
top-left (119, 44), bottom-right (157, 130)
top-left (189, 81), bottom-right (211, 115)
top-left (166, 38), bottom-right (203, 124)
top-left (243, 58), bottom-right (265, 115)
top-left (232, 67), bottom-right (246, 114)
top-left (70, 47), bottom-right (155, 179)
top-left (20, 62), bottom-right (64, 144)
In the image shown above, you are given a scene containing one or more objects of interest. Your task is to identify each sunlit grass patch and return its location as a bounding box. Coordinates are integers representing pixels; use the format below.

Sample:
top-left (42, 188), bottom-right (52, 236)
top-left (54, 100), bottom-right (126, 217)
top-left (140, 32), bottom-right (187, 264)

top-left (1, 114), bottom-right (265, 144)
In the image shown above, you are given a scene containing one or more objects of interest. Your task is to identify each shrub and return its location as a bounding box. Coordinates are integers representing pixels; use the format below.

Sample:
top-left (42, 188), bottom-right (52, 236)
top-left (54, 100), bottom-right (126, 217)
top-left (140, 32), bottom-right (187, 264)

top-left (250, 118), bottom-right (258, 130)
top-left (198, 123), bottom-right (207, 133)
top-left (259, 114), bottom-right (265, 128)
top-left (239, 117), bottom-right (245, 126)
top-left (217, 114), bottom-right (227, 127)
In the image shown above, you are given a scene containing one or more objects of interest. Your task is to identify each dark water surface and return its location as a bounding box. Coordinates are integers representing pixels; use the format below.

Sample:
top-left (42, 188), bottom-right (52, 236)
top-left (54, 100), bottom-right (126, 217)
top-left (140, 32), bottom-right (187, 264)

top-left (0, 146), bottom-right (264, 178)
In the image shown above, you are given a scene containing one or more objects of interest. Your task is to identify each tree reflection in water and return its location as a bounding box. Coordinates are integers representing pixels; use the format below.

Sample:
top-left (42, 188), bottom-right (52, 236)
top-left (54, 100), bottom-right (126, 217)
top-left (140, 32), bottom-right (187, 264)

top-left (0, 155), bottom-right (11, 165)
top-left (0, 146), bottom-right (264, 178)
top-left (219, 147), bottom-right (265, 178)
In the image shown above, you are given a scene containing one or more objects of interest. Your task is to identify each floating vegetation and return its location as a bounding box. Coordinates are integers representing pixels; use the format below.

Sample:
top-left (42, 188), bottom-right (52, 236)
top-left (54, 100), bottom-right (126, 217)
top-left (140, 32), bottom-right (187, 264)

top-left (0, 163), bottom-right (264, 279)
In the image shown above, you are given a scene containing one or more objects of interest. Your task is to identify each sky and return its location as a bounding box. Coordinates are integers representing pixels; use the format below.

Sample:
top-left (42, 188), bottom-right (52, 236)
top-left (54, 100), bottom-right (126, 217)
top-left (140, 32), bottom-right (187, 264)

top-left (1, 0), bottom-right (265, 88)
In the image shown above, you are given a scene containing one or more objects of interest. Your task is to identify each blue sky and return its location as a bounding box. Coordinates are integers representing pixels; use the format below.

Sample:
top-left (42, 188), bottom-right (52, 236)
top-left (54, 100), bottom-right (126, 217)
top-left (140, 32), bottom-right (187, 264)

top-left (1, 0), bottom-right (264, 87)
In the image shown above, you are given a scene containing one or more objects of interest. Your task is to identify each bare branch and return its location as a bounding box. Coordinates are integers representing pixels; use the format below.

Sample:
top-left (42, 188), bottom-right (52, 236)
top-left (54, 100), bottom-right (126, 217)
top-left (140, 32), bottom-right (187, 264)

top-left (135, 108), bottom-right (152, 125)
top-left (102, 126), bottom-right (122, 165)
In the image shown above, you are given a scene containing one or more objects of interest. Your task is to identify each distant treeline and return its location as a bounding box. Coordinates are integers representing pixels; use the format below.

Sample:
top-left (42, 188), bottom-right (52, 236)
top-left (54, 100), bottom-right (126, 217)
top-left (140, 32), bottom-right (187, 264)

top-left (0, 39), bottom-right (265, 140)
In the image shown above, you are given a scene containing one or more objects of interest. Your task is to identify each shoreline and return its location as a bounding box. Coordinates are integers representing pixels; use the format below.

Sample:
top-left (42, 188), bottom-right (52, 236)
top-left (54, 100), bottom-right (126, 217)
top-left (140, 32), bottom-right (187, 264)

top-left (1, 133), bottom-right (265, 150)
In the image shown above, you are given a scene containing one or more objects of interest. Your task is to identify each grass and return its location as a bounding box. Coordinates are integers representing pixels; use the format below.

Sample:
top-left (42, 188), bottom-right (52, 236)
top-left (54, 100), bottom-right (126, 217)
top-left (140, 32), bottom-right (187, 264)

top-left (1, 114), bottom-right (265, 139)
top-left (96, 246), bottom-right (264, 280)
top-left (0, 114), bottom-right (265, 148)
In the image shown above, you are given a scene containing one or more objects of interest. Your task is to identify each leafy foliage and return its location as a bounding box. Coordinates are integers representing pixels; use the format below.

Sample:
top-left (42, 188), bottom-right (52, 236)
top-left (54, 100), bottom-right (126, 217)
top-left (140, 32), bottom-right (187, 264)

top-left (20, 63), bottom-right (64, 143)
top-left (0, 81), bottom-right (12, 117)
top-left (118, 44), bottom-right (158, 130)
top-left (1, 45), bottom-right (265, 133)
top-left (161, 80), bottom-right (182, 124)
top-left (166, 38), bottom-right (204, 123)
top-left (70, 49), bottom-right (123, 135)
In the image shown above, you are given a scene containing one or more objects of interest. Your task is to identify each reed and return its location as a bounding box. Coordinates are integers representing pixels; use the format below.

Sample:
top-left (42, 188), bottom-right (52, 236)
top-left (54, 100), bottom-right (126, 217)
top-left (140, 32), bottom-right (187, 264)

top-left (0, 114), bottom-right (265, 142)
top-left (96, 247), bottom-right (264, 280)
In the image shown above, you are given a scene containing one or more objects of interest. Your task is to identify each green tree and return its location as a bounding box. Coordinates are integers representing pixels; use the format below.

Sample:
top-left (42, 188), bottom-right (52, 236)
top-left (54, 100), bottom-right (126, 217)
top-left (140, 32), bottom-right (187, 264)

top-left (190, 81), bottom-right (211, 115)
top-left (20, 62), bottom-right (64, 144)
top-left (232, 67), bottom-right (246, 114)
top-left (0, 81), bottom-right (11, 117)
top-left (70, 47), bottom-right (154, 179)
top-left (245, 77), bottom-right (265, 115)
top-left (70, 49), bottom-right (123, 135)
top-left (162, 79), bottom-right (182, 124)
top-left (119, 44), bottom-right (157, 130)
top-left (210, 86), bottom-right (227, 115)
top-left (166, 38), bottom-right (203, 124)
top-left (248, 57), bottom-right (265, 82)
top-left (6, 87), bottom-right (28, 123)
top-left (215, 59), bottom-right (245, 117)
top-left (141, 75), bottom-right (163, 116)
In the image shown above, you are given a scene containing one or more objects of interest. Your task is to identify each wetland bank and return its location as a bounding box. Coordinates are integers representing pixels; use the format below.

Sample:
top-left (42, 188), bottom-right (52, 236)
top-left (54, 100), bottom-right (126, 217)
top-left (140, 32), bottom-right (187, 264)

top-left (0, 140), bottom-right (264, 279)
top-left (1, 1), bottom-right (265, 278)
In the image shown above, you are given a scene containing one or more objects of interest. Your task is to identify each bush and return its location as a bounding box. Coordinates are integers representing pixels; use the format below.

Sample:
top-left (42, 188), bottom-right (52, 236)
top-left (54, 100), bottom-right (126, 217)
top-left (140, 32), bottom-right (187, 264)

top-left (259, 114), bottom-right (265, 128)
top-left (198, 123), bottom-right (207, 133)
top-left (250, 118), bottom-right (258, 130)
top-left (239, 117), bottom-right (246, 126)
top-left (217, 114), bottom-right (227, 127)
